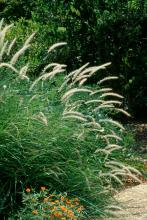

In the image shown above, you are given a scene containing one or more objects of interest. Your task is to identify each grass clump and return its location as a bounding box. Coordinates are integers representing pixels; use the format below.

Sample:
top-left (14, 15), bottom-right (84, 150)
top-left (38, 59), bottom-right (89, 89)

top-left (0, 20), bottom-right (142, 219)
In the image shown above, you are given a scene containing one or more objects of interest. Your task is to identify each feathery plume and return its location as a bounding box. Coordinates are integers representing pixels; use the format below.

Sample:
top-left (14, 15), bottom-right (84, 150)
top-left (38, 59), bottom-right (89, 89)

top-left (90, 88), bottom-right (112, 96)
top-left (0, 40), bottom-right (8, 61)
top-left (7, 37), bottom-right (17, 55)
top-left (69, 63), bottom-right (89, 81)
top-left (63, 115), bottom-right (87, 122)
top-left (100, 100), bottom-right (122, 106)
top-left (10, 44), bottom-right (30, 65)
top-left (104, 134), bottom-right (122, 141)
top-left (79, 78), bottom-right (87, 86)
top-left (0, 62), bottom-right (18, 73)
top-left (97, 76), bottom-right (118, 85)
top-left (62, 88), bottom-right (92, 102)
top-left (94, 104), bottom-right (114, 112)
top-left (99, 119), bottom-right (125, 130)
top-left (30, 67), bottom-right (65, 91)
top-left (24, 32), bottom-right (36, 46)
top-left (18, 65), bottom-right (29, 80)
top-left (100, 92), bottom-right (124, 99)
top-left (0, 24), bottom-right (13, 49)
top-left (32, 112), bottom-right (48, 126)
top-left (48, 42), bottom-right (67, 53)
top-left (115, 108), bottom-right (131, 117)
top-left (42, 63), bottom-right (65, 73)
top-left (85, 100), bottom-right (104, 105)
top-left (0, 18), bottom-right (4, 31)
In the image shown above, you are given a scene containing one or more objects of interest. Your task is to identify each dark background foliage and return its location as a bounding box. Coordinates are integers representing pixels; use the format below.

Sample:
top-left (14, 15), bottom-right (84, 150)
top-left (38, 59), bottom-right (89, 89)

top-left (0, 0), bottom-right (147, 117)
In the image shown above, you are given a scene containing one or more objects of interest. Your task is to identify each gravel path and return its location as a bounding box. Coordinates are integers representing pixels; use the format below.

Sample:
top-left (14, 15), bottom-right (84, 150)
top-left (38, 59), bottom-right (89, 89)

top-left (102, 123), bottom-right (147, 220)
top-left (104, 184), bottom-right (147, 220)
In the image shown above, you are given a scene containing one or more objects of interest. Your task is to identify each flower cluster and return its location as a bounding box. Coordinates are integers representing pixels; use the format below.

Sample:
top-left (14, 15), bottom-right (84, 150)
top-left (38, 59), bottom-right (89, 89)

top-left (23, 186), bottom-right (84, 219)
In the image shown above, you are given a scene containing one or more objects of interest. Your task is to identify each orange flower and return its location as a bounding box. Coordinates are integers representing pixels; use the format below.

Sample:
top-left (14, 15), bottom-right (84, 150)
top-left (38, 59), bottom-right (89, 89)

top-left (43, 197), bottom-right (49, 203)
top-left (52, 206), bottom-right (57, 211)
top-left (61, 196), bottom-right (65, 201)
top-left (40, 186), bottom-right (46, 191)
top-left (67, 210), bottom-right (74, 218)
top-left (54, 211), bottom-right (62, 218)
top-left (66, 199), bottom-right (71, 205)
top-left (77, 207), bottom-right (82, 213)
top-left (54, 199), bottom-right (59, 203)
top-left (61, 218), bottom-right (66, 220)
top-left (60, 205), bottom-right (67, 212)
top-left (26, 188), bottom-right (30, 193)
top-left (32, 210), bottom-right (38, 215)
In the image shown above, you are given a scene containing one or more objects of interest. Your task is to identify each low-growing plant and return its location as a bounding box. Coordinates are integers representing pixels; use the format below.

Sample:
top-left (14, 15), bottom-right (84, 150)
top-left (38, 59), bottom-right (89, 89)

top-left (0, 20), bottom-right (142, 219)
top-left (10, 186), bottom-right (85, 220)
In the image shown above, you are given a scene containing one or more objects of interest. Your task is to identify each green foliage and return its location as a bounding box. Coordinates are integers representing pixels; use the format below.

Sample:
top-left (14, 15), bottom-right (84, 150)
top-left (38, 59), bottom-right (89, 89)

top-left (0, 21), bottom-right (142, 219)
top-left (1, 0), bottom-right (147, 116)
top-left (0, 0), bottom-right (35, 19)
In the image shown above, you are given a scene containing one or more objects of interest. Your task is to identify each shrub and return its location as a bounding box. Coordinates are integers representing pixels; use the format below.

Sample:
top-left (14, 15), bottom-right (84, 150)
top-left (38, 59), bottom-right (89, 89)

top-left (1, 1), bottom-right (147, 115)
top-left (0, 20), bottom-right (141, 219)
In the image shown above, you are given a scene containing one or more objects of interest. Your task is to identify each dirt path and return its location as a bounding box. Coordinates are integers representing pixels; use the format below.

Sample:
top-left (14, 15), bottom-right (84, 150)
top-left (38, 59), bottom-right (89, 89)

top-left (127, 123), bottom-right (147, 154)
top-left (104, 184), bottom-right (147, 220)
top-left (103, 123), bottom-right (147, 220)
